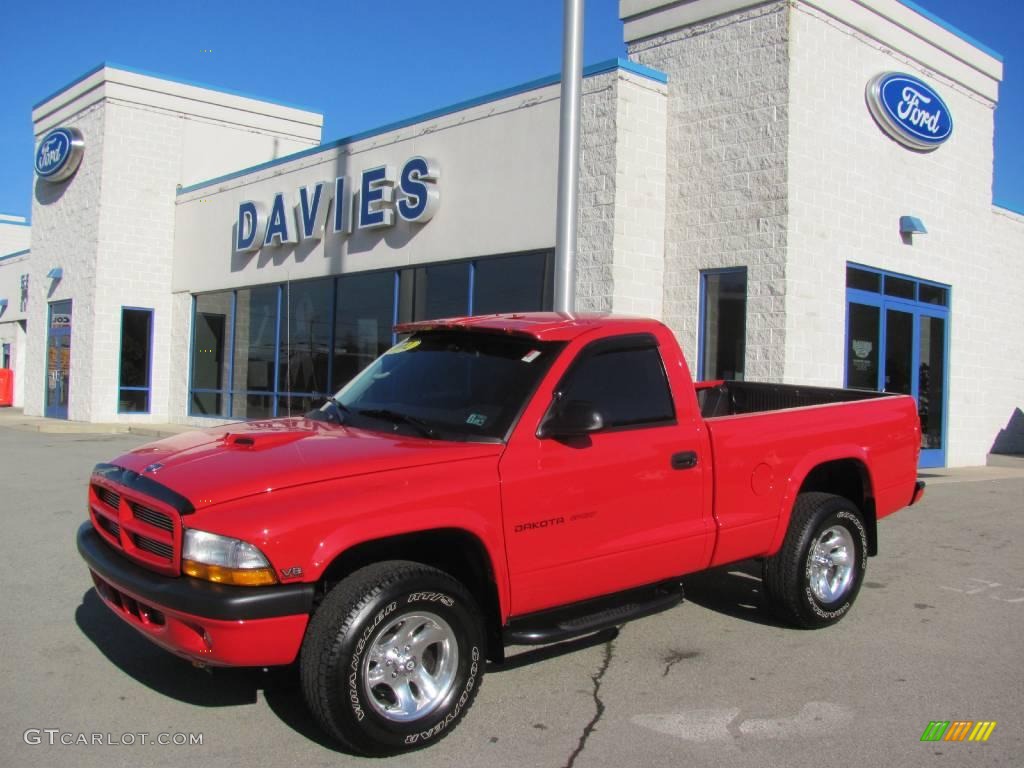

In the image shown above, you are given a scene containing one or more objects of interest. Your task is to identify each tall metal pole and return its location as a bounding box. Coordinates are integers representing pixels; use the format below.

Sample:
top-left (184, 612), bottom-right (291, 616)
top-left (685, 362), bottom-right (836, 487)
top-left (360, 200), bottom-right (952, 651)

top-left (554, 0), bottom-right (584, 314)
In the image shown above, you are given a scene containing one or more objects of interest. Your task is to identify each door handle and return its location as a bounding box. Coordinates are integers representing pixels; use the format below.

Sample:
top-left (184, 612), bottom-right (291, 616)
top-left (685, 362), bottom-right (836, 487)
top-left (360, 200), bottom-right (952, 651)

top-left (671, 451), bottom-right (699, 470)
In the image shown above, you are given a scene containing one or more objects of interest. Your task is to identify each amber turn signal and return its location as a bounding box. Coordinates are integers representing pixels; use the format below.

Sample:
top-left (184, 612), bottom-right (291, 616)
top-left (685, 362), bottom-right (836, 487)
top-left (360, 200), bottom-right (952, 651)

top-left (182, 559), bottom-right (277, 586)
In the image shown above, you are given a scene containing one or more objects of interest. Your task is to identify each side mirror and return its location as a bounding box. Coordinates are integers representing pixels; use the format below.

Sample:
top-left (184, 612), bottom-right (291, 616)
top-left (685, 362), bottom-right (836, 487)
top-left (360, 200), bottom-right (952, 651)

top-left (539, 399), bottom-right (604, 439)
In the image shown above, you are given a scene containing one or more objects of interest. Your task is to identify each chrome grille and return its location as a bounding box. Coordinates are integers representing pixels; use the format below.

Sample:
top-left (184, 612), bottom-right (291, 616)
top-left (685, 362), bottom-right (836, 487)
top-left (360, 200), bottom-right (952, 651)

top-left (131, 502), bottom-right (173, 532)
top-left (131, 534), bottom-right (174, 561)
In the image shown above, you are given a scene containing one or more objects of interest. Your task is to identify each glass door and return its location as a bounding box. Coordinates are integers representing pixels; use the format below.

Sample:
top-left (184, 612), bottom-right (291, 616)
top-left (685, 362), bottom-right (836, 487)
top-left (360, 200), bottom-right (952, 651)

top-left (45, 300), bottom-right (72, 419)
top-left (845, 266), bottom-right (949, 468)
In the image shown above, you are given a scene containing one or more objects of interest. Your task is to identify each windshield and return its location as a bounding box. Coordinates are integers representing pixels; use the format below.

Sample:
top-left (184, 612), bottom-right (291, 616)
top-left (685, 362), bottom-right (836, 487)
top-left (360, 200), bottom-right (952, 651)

top-left (316, 331), bottom-right (563, 441)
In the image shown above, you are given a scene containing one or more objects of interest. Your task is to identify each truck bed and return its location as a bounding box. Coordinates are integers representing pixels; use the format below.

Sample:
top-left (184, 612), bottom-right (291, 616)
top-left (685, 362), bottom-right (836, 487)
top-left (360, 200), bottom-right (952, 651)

top-left (696, 380), bottom-right (891, 419)
top-left (695, 380), bottom-right (919, 568)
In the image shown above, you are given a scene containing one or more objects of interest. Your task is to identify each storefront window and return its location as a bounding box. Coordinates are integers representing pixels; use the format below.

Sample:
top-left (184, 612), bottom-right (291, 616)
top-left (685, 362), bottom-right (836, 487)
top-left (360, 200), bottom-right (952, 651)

top-left (473, 251), bottom-right (552, 315)
top-left (189, 253), bottom-right (553, 419)
top-left (333, 271), bottom-right (395, 391)
top-left (231, 285), bottom-right (278, 418)
top-left (280, 279), bottom-right (332, 397)
top-left (118, 308), bottom-right (152, 413)
top-left (191, 293), bottom-right (233, 417)
top-left (699, 268), bottom-right (747, 380)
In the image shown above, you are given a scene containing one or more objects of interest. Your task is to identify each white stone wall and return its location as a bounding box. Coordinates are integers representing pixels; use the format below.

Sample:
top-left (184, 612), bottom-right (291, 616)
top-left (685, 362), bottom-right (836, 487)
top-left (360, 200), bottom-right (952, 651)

top-left (628, 2), bottom-right (790, 379)
top-left (577, 70), bottom-right (668, 315)
top-left (0, 217), bottom-right (31, 256)
top-left (785, 2), bottom-right (1015, 465)
top-left (24, 102), bottom-right (107, 420)
top-left (985, 206), bottom-right (1024, 455)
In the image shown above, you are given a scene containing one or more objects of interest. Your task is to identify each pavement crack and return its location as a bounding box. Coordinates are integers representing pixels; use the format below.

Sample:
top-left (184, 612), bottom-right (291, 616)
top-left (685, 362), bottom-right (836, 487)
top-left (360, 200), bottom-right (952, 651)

top-left (661, 649), bottom-right (699, 677)
top-left (564, 636), bottom-right (615, 768)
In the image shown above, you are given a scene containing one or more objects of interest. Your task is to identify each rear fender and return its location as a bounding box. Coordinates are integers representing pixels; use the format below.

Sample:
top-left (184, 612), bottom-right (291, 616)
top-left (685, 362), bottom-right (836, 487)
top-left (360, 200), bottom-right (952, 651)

top-left (767, 446), bottom-right (876, 557)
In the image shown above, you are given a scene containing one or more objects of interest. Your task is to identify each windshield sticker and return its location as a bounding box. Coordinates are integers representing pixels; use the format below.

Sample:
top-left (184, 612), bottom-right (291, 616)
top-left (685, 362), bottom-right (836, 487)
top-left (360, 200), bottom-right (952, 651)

top-left (521, 350), bottom-right (542, 363)
top-left (386, 339), bottom-right (421, 355)
top-left (466, 413), bottom-right (488, 427)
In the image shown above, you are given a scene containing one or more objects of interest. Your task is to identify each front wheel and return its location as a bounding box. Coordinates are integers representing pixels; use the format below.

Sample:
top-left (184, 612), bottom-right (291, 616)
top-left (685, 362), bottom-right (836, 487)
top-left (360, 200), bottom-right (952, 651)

top-left (762, 492), bottom-right (868, 628)
top-left (300, 561), bottom-right (485, 755)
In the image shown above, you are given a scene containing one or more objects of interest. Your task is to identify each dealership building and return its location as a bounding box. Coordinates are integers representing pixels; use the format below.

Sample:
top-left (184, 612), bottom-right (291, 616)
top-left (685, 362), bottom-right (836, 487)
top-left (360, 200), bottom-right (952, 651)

top-left (1, 0), bottom-right (1022, 468)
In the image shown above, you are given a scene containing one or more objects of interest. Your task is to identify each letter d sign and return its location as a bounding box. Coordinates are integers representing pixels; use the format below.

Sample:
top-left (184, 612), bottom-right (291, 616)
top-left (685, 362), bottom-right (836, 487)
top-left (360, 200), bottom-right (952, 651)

top-left (236, 201), bottom-right (268, 252)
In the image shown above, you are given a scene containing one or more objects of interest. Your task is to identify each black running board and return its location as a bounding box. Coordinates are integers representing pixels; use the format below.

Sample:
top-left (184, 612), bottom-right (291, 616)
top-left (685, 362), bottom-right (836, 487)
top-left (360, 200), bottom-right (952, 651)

top-left (502, 578), bottom-right (685, 646)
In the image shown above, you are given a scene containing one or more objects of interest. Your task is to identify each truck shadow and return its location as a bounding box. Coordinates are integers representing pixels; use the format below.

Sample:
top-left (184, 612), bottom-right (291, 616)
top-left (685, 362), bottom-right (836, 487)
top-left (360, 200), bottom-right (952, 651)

top-left (681, 560), bottom-right (789, 628)
top-left (74, 589), bottom-right (345, 752)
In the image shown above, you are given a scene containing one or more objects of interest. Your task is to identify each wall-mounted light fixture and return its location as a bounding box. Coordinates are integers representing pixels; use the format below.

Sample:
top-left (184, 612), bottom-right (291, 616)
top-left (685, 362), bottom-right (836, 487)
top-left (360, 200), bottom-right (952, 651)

top-left (899, 216), bottom-right (927, 235)
top-left (46, 267), bottom-right (63, 280)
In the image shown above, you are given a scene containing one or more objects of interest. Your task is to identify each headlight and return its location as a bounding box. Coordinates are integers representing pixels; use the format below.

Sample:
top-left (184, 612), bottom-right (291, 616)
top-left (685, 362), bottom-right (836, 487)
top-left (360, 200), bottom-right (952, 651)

top-left (182, 529), bottom-right (277, 587)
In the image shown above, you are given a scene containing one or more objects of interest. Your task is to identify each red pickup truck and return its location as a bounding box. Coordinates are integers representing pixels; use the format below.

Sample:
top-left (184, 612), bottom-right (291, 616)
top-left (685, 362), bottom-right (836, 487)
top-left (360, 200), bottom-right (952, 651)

top-left (78, 313), bottom-right (924, 755)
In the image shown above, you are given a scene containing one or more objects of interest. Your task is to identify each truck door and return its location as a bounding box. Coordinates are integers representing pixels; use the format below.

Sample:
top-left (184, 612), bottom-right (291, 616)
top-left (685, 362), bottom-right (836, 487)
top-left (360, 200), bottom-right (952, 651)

top-left (498, 332), bottom-right (713, 616)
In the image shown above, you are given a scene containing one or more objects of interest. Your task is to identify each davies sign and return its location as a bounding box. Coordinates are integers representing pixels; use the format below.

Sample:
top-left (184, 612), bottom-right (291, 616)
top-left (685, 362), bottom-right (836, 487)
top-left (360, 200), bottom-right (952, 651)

top-left (236, 156), bottom-right (439, 252)
top-left (35, 127), bottom-right (85, 182)
top-left (866, 72), bottom-right (953, 151)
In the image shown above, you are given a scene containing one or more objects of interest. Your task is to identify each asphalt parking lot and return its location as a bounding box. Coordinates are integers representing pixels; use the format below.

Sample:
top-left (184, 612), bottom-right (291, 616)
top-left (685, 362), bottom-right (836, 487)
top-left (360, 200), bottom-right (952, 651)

top-left (1, 427), bottom-right (1020, 768)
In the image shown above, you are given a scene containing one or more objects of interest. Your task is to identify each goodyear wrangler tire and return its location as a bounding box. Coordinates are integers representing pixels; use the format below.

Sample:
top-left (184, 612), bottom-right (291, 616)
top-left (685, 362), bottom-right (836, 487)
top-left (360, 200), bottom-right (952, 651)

top-left (300, 560), bottom-right (485, 756)
top-left (761, 493), bottom-right (868, 629)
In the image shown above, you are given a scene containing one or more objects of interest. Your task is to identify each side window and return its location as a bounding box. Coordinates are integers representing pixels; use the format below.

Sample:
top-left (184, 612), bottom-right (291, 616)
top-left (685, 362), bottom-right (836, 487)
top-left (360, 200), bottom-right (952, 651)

top-left (559, 345), bottom-right (675, 429)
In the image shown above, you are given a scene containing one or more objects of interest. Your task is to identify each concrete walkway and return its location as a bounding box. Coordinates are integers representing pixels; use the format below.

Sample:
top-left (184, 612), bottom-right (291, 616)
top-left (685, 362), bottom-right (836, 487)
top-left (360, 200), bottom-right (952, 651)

top-left (0, 406), bottom-right (194, 438)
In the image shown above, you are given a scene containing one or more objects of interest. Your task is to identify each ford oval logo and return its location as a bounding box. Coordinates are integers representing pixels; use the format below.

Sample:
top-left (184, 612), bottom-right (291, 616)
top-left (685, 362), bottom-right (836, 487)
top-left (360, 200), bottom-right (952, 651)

top-left (866, 73), bottom-right (952, 151)
top-left (34, 127), bottom-right (85, 182)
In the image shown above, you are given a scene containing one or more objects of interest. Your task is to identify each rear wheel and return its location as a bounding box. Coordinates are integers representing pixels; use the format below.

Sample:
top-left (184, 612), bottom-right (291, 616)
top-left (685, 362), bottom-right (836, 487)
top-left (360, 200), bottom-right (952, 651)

top-left (762, 492), bottom-right (868, 628)
top-left (300, 561), bottom-right (485, 755)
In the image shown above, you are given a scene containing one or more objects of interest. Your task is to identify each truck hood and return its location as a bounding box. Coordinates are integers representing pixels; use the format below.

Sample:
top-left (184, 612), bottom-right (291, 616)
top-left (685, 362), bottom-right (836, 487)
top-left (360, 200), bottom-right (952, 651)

top-left (109, 418), bottom-right (503, 510)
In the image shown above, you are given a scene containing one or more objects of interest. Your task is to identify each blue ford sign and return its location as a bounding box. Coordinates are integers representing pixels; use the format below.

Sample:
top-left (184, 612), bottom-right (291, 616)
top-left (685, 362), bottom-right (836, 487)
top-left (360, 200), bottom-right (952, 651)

top-left (866, 73), bottom-right (953, 151)
top-left (35, 127), bottom-right (85, 182)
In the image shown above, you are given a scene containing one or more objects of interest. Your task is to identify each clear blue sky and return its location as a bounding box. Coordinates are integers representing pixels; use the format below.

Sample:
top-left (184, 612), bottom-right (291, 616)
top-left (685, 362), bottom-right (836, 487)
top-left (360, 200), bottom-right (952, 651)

top-left (0, 0), bottom-right (1020, 219)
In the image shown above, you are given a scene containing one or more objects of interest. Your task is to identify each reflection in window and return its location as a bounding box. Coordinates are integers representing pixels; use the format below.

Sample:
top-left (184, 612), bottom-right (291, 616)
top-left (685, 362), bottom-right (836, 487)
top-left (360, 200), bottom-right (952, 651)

top-left (232, 286), bottom-right (278, 418)
top-left (333, 271), bottom-right (395, 391)
top-left (118, 308), bottom-right (152, 413)
top-left (191, 293), bottom-right (233, 417)
top-left (846, 303), bottom-right (880, 390)
top-left (473, 252), bottom-right (553, 315)
top-left (560, 345), bottom-right (675, 428)
top-left (919, 316), bottom-right (945, 449)
top-left (280, 279), bottom-right (332, 398)
top-left (700, 269), bottom-right (747, 380)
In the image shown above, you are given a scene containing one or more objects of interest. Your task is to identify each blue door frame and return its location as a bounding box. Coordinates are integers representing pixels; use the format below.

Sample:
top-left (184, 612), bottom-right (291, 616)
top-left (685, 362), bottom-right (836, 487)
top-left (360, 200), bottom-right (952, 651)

top-left (45, 300), bottom-right (72, 419)
top-left (845, 266), bottom-right (950, 468)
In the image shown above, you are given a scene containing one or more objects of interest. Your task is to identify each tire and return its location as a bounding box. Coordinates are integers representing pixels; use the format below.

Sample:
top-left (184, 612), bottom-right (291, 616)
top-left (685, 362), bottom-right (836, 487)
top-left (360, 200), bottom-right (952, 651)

top-left (762, 492), bottom-right (868, 629)
top-left (300, 560), bottom-right (485, 756)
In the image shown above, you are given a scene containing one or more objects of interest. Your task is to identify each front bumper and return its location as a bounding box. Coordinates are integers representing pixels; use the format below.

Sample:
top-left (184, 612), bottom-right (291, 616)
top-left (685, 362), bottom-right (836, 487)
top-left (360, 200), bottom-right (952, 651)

top-left (77, 522), bottom-right (313, 666)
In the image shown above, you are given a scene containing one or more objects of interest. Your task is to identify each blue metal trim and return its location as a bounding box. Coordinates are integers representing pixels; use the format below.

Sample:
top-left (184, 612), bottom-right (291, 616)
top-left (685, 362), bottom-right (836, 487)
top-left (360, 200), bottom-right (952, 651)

top-left (187, 295), bottom-right (197, 412)
top-left (993, 198), bottom-right (1024, 217)
top-left (392, 270), bottom-right (401, 345)
top-left (845, 262), bottom-right (951, 466)
top-left (33, 61), bottom-right (321, 113)
top-left (0, 249), bottom-right (31, 262)
top-left (894, 0), bottom-right (1003, 61)
top-left (697, 273), bottom-right (708, 380)
top-left (467, 262), bottom-right (476, 316)
top-left (44, 299), bottom-right (72, 419)
top-left (327, 276), bottom-right (338, 393)
top-left (227, 290), bottom-right (237, 417)
top-left (0, 219), bottom-right (31, 227)
top-left (272, 285), bottom-right (282, 417)
top-left (176, 58), bottom-right (669, 197)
